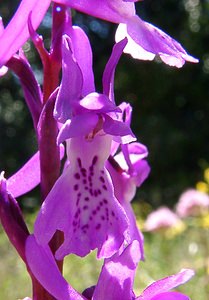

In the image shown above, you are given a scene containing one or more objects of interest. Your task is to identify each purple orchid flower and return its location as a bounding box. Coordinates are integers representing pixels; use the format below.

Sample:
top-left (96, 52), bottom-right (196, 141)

top-left (33, 32), bottom-right (136, 260)
top-left (0, 0), bottom-right (198, 68)
top-left (26, 235), bottom-right (194, 300)
top-left (105, 102), bottom-right (150, 259)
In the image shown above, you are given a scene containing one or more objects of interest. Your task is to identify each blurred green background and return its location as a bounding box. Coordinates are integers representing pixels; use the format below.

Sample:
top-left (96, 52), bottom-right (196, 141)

top-left (0, 0), bottom-right (209, 299)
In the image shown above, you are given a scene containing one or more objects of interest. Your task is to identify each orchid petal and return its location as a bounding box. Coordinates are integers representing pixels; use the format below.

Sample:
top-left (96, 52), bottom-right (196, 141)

top-left (137, 269), bottom-right (195, 300)
top-left (103, 38), bottom-right (128, 103)
top-left (79, 93), bottom-right (121, 113)
top-left (67, 26), bottom-right (95, 96)
top-left (7, 145), bottom-right (65, 198)
top-left (7, 152), bottom-right (40, 198)
top-left (116, 15), bottom-right (198, 67)
top-left (0, 0), bottom-right (51, 67)
top-left (118, 102), bottom-right (133, 126)
top-left (53, 0), bottom-right (135, 23)
top-left (114, 142), bottom-right (149, 171)
top-left (103, 114), bottom-right (136, 143)
top-left (116, 23), bottom-right (155, 61)
top-left (106, 160), bottom-right (144, 258)
top-left (57, 113), bottom-right (99, 144)
top-left (26, 235), bottom-right (85, 300)
top-left (34, 134), bottom-right (129, 259)
top-left (54, 35), bottom-right (83, 123)
top-left (150, 291), bottom-right (190, 300)
top-left (93, 240), bottom-right (141, 300)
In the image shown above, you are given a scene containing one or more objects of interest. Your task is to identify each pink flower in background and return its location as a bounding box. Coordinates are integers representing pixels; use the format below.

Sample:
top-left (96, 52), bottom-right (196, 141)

top-left (176, 189), bottom-right (209, 218)
top-left (144, 207), bottom-right (182, 232)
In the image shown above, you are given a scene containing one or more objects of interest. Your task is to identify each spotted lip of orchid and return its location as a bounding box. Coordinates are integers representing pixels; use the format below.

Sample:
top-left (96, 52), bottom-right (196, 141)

top-left (34, 34), bottom-right (137, 260)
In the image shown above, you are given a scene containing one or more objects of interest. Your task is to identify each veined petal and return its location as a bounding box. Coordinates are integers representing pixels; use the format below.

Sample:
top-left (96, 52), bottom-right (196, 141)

top-left (93, 240), bottom-right (141, 300)
top-left (34, 134), bottom-right (129, 259)
top-left (137, 269), bottom-right (195, 300)
top-left (26, 235), bottom-right (85, 300)
top-left (116, 15), bottom-right (198, 67)
top-left (0, 0), bottom-right (51, 67)
top-left (66, 26), bottom-right (95, 96)
top-left (54, 35), bottom-right (83, 123)
top-left (53, 0), bottom-right (135, 23)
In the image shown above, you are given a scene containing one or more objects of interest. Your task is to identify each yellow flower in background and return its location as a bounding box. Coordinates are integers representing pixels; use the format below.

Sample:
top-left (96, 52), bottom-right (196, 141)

top-left (196, 181), bottom-right (209, 193)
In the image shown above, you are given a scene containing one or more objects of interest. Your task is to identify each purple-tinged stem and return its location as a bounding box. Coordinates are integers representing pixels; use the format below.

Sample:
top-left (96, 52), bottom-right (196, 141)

top-left (37, 5), bottom-right (68, 274)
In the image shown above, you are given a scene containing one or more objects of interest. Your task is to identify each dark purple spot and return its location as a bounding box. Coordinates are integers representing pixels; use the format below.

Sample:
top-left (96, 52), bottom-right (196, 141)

top-left (97, 189), bottom-right (101, 195)
top-left (83, 179), bottom-right (87, 184)
top-left (92, 156), bottom-right (98, 166)
top-left (85, 186), bottom-right (88, 190)
top-left (99, 201), bottom-right (104, 206)
top-left (103, 199), bottom-right (108, 204)
top-left (83, 205), bottom-right (89, 210)
top-left (89, 165), bottom-right (94, 172)
top-left (84, 197), bottom-right (89, 202)
top-left (101, 215), bottom-right (105, 221)
top-left (94, 190), bottom-right (98, 197)
top-left (74, 184), bottom-right (79, 191)
top-left (99, 176), bottom-right (105, 183)
top-left (82, 224), bottom-right (89, 231)
top-left (74, 173), bottom-right (80, 180)
top-left (96, 206), bottom-right (101, 212)
top-left (95, 223), bottom-right (101, 230)
top-left (102, 185), bottom-right (107, 191)
top-left (81, 168), bottom-right (87, 176)
top-left (111, 211), bottom-right (115, 217)
top-left (75, 208), bottom-right (81, 219)
top-left (92, 210), bottom-right (97, 215)
top-left (77, 158), bottom-right (82, 168)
